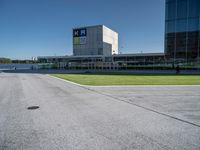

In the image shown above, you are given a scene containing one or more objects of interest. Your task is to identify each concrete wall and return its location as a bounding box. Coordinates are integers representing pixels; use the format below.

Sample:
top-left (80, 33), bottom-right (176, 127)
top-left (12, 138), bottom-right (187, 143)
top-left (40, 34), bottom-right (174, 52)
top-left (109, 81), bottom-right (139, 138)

top-left (103, 25), bottom-right (118, 55)
top-left (73, 25), bottom-right (118, 56)
top-left (73, 25), bottom-right (103, 56)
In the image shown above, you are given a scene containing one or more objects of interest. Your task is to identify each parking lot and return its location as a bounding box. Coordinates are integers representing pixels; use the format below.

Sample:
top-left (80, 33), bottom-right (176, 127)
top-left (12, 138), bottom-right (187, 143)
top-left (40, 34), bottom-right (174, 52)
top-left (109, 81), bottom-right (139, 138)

top-left (0, 72), bottom-right (200, 150)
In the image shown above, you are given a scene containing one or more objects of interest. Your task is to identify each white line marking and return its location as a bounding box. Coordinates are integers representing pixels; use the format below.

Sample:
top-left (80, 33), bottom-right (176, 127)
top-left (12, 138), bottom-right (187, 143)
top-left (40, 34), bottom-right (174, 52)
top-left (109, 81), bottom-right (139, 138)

top-left (86, 85), bottom-right (200, 88)
top-left (47, 75), bottom-right (83, 86)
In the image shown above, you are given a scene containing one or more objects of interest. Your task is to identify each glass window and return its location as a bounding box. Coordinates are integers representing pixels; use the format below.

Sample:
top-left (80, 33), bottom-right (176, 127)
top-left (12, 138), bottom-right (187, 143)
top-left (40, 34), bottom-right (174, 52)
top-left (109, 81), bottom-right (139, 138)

top-left (188, 0), bottom-right (198, 18)
top-left (166, 0), bottom-right (176, 2)
top-left (187, 32), bottom-right (198, 52)
top-left (176, 19), bottom-right (187, 32)
top-left (177, 0), bottom-right (187, 19)
top-left (176, 32), bottom-right (187, 53)
top-left (188, 18), bottom-right (199, 31)
top-left (166, 21), bottom-right (176, 33)
top-left (165, 34), bottom-right (175, 57)
top-left (166, 2), bottom-right (176, 20)
top-left (199, 20), bottom-right (200, 30)
top-left (199, 1), bottom-right (200, 16)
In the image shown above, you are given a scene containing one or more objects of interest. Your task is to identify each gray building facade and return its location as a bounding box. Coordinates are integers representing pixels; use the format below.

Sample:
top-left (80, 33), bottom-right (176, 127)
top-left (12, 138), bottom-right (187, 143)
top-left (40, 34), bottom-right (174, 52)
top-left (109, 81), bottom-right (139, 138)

top-left (73, 25), bottom-right (118, 56)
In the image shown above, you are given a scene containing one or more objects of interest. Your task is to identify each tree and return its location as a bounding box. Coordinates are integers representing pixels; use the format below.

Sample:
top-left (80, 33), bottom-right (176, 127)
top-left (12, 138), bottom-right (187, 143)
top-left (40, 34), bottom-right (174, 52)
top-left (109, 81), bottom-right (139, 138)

top-left (0, 57), bottom-right (12, 64)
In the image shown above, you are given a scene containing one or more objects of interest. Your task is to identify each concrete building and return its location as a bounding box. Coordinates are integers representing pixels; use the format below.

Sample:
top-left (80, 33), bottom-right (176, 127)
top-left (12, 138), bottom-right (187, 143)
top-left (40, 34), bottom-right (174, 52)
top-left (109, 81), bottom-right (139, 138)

top-left (73, 25), bottom-right (118, 56)
top-left (165, 0), bottom-right (200, 61)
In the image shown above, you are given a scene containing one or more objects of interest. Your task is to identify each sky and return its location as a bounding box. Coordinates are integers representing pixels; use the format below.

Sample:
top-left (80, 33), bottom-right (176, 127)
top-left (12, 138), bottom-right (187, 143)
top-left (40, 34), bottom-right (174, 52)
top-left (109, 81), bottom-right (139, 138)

top-left (0, 0), bottom-right (165, 59)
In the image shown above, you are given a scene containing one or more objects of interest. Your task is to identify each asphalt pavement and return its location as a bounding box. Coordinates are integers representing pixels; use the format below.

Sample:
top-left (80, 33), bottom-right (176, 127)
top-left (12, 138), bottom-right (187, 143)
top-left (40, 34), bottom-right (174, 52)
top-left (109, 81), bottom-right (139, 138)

top-left (0, 72), bottom-right (200, 150)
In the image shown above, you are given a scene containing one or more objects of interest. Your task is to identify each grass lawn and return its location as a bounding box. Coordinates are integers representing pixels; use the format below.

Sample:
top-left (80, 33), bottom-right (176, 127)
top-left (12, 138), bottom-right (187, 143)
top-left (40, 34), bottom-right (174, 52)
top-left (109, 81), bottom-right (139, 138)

top-left (51, 73), bottom-right (200, 86)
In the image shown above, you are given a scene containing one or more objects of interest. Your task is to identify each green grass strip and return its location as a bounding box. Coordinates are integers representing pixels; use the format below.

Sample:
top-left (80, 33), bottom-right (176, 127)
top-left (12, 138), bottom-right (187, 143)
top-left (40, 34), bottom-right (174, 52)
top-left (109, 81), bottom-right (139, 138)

top-left (51, 73), bottom-right (200, 86)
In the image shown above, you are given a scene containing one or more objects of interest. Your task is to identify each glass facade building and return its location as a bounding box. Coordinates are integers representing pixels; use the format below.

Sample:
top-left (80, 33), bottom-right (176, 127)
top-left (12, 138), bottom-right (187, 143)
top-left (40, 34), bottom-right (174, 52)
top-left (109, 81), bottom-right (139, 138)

top-left (165, 0), bottom-right (200, 62)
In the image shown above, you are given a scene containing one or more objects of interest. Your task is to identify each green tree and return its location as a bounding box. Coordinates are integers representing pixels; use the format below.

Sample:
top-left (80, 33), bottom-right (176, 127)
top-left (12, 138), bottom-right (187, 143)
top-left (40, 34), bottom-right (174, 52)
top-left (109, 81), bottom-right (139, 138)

top-left (0, 57), bottom-right (12, 64)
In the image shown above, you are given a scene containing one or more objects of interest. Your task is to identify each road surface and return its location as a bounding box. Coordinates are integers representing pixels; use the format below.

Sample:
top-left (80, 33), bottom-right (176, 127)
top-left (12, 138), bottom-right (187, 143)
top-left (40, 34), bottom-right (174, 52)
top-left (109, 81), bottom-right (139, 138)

top-left (0, 73), bottom-right (200, 150)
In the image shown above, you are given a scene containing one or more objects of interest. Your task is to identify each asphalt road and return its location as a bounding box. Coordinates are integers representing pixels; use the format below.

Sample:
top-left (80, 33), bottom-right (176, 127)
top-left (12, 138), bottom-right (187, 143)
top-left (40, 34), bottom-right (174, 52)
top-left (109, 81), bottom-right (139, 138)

top-left (0, 73), bottom-right (200, 150)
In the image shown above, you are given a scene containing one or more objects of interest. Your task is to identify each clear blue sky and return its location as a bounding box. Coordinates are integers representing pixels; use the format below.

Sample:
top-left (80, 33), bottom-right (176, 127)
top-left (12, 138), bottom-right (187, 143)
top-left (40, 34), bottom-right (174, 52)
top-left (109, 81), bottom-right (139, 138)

top-left (0, 0), bottom-right (165, 59)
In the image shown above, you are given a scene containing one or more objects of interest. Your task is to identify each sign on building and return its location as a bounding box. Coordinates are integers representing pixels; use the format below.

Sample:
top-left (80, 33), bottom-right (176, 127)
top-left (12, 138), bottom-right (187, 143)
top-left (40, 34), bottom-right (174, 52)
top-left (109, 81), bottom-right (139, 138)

top-left (73, 28), bottom-right (87, 45)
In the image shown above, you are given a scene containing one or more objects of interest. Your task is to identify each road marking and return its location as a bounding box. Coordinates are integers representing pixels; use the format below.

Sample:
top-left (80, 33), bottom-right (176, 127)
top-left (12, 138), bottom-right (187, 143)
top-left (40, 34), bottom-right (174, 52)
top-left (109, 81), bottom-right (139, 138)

top-left (85, 85), bottom-right (200, 88)
top-left (48, 75), bottom-right (83, 87)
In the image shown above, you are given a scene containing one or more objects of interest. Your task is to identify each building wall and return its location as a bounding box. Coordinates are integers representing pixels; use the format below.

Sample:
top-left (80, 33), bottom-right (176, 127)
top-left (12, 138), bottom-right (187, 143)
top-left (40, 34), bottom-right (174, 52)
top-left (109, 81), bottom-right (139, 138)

top-left (103, 25), bottom-right (118, 55)
top-left (73, 25), bottom-right (118, 56)
top-left (73, 25), bottom-right (103, 56)
top-left (165, 0), bottom-right (200, 61)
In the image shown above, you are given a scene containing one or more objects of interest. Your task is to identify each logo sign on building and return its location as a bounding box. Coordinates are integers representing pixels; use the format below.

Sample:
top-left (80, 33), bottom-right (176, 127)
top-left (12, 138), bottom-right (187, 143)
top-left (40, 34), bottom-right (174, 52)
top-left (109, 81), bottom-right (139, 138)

top-left (73, 28), bottom-right (87, 45)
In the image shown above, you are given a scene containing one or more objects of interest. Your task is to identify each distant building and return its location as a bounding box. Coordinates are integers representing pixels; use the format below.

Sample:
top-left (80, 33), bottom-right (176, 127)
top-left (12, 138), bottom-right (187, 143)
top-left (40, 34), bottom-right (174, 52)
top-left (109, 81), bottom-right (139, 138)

top-left (73, 25), bottom-right (118, 56)
top-left (165, 0), bottom-right (200, 61)
top-left (38, 2), bottom-right (200, 70)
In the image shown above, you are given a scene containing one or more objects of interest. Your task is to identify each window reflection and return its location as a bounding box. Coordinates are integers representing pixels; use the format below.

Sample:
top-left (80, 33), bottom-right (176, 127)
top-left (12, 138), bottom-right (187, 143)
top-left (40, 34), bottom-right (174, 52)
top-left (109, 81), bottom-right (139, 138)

top-left (165, 0), bottom-right (200, 60)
